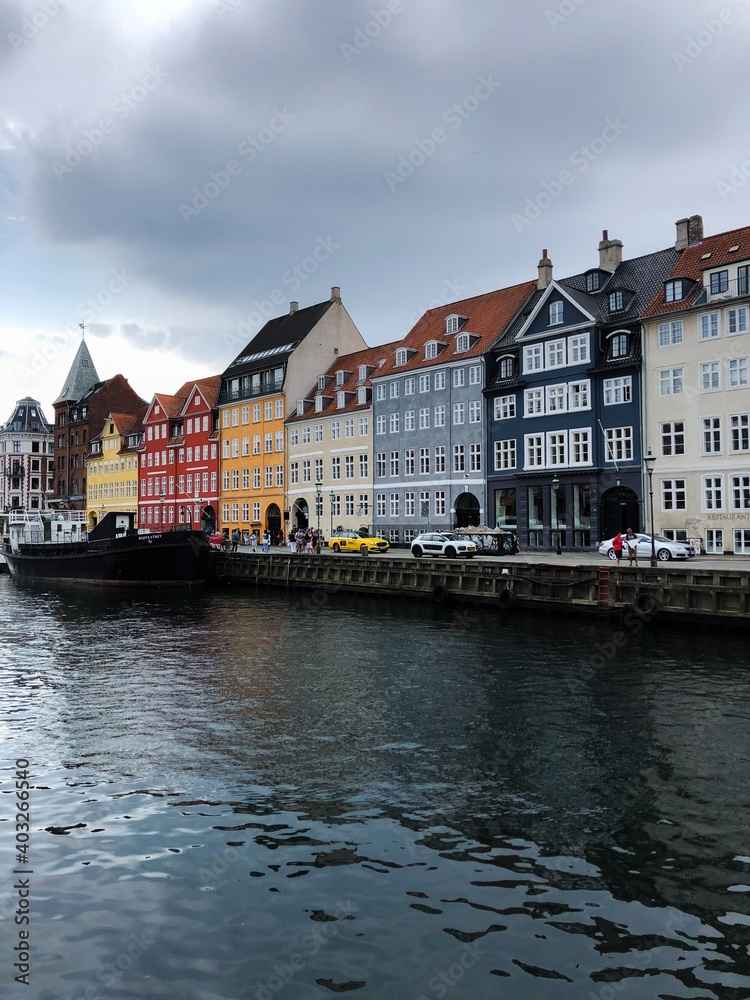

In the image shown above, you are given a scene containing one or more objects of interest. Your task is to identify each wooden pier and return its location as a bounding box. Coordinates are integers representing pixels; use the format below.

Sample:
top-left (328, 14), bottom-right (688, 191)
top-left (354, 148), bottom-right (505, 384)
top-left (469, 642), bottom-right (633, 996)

top-left (209, 552), bottom-right (750, 627)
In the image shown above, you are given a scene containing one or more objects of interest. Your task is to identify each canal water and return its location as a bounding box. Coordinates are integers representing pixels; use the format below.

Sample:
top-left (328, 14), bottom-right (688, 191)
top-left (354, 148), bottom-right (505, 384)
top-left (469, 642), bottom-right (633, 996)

top-left (1, 575), bottom-right (749, 1000)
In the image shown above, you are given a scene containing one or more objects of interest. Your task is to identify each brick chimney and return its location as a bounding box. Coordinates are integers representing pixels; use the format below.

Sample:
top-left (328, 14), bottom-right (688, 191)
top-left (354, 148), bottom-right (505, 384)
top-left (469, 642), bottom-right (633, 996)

top-left (330, 286), bottom-right (341, 302)
top-left (537, 250), bottom-right (553, 290)
top-left (675, 215), bottom-right (703, 251)
top-left (289, 301), bottom-right (298, 314)
top-left (598, 230), bottom-right (623, 272)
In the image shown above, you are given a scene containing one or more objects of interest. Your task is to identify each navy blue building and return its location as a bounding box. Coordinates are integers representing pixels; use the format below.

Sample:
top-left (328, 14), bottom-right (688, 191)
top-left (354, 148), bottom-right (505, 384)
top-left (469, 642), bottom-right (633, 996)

top-left (485, 234), bottom-right (681, 549)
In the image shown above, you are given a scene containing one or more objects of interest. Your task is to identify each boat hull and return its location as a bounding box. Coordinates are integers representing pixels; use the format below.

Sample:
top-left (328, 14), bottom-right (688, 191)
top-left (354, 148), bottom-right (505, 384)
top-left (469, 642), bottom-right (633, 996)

top-left (2, 531), bottom-right (210, 587)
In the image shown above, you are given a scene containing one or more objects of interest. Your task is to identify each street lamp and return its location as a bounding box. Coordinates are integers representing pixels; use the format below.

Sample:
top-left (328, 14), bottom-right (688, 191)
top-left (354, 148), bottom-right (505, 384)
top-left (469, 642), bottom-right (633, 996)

top-left (315, 477), bottom-right (322, 553)
top-left (159, 491), bottom-right (166, 534)
top-left (551, 475), bottom-right (562, 555)
top-left (644, 449), bottom-right (657, 567)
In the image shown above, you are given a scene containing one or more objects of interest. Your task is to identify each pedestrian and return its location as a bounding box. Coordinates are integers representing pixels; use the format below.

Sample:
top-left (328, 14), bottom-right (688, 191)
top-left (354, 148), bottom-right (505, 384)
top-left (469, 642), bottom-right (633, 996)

top-left (289, 529), bottom-right (297, 554)
top-left (624, 527), bottom-right (638, 566)
top-left (295, 528), bottom-right (305, 553)
top-left (231, 528), bottom-right (239, 553)
top-left (249, 530), bottom-right (258, 552)
top-left (612, 531), bottom-right (624, 566)
top-left (262, 529), bottom-right (270, 553)
top-left (305, 529), bottom-right (314, 554)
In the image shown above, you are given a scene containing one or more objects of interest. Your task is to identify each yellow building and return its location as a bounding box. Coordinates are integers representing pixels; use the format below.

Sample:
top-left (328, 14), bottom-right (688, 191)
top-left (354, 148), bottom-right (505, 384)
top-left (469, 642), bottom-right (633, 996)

top-left (217, 288), bottom-right (367, 540)
top-left (86, 409), bottom-right (145, 529)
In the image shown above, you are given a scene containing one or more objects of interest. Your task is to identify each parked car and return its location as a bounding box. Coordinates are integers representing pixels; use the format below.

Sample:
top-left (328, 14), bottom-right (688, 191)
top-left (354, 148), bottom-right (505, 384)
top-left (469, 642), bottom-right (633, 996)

top-left (411, 532), bottom-right (477, 559)
top-left (328, 529), bottom-right (389, 554)
top-left (598, 533), bottom-right (691, 561)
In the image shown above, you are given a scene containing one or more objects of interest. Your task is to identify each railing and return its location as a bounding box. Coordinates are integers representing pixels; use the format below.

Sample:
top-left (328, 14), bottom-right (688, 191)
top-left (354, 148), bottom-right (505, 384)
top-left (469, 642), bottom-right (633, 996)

top-left (219, 378), bottom-right (284, 404)
top-left (706, 277), bottom-right (749, 303)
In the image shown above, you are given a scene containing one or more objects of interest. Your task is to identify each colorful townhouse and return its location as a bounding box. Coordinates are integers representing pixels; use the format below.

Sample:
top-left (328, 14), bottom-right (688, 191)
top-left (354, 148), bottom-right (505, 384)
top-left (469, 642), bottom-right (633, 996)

top-left (370, 282), bottom-right (536, 544)
top-left (485, 231), bottom-right (682, 549)
top-left (642, 218), bottom-right (750, 554)
top-left (0, 397), bottom-right (53, 512)
top-left (138, 376), bottom-right (221, 533)
top-left (286, 343), bottom-right (398, 538)
top-left (217, 288), bottom-right (367, 540)
top-left (86, 408), bottom-right (146, 529)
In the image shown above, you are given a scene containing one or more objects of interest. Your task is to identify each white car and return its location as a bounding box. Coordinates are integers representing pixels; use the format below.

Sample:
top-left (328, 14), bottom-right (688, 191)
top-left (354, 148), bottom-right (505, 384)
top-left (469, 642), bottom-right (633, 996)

top-left (411, 532), bottom-right (477, 559)
top-left (598, 533), bottom-right (691, 562)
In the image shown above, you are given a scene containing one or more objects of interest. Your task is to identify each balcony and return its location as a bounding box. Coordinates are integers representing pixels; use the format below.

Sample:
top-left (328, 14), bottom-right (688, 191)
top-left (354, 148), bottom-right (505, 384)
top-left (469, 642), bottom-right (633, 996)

top-left (703, 277), bottom-right (750, 304)
top-left (219, 377), bottom-right (284, 404)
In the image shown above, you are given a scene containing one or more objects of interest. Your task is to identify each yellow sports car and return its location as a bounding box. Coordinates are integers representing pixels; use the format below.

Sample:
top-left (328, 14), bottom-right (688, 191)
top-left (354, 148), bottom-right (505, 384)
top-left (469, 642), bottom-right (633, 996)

top-left (328, 530), bottom-right (389, 554)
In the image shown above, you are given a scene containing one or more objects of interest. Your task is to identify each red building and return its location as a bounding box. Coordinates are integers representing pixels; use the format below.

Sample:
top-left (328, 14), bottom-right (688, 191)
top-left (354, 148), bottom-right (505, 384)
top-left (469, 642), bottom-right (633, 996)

top-left (138, 377), bottom-right (220, 533)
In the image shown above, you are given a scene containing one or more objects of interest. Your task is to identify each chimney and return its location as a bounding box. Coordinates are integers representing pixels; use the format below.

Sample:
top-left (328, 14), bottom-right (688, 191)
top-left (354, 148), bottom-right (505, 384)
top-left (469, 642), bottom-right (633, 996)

top-left (676, 214), bottom-right (704, 251)
top-left (688, 214), bottom-right (703, 245)
top-left (598, 230), bottom-right (623, 272)
top-left (330, 286), bottom-right (341, 302)
top-left (537, 249), bottom-right (553, 290)
top-left (289, 301), bottom-right (298, 314)
top-left (675, 218), bottom-right (689, 251)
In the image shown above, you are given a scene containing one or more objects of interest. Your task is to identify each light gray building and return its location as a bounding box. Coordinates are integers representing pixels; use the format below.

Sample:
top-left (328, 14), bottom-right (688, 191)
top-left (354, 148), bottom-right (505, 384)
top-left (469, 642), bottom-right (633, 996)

top-left (0, 397), bottom-right (54, 512)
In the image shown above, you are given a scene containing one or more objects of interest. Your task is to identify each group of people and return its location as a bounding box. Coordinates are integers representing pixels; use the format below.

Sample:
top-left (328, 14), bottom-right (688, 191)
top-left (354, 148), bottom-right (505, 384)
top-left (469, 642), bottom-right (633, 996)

top-left (611, 528), bottom-right (639, 566)
top-left (227, 528), bottom-right (271, 553)
top-left (288, 527), bottom-right (322, 554)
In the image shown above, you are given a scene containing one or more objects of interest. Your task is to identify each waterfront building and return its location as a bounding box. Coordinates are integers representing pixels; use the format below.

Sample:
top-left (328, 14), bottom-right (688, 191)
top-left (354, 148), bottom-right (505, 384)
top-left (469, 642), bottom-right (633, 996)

top-left (138, 377), bottom-right (221, 533)
top-left (52, 339), bottom-right (147, 510)
top-left (286, 343), bottom-right (398, 538)
top-left (642, 218), bottom-right (750, 554)
top-left (86, 408), bottom-right (146, 529)
top-left (0, 397), bottom-right (53, 512)
top-left (371, 282), bottom-right (536, 544)
top-left (486, 232), bottom-right (681, 549)
top-left (217, 288), bottom-right (367, 541)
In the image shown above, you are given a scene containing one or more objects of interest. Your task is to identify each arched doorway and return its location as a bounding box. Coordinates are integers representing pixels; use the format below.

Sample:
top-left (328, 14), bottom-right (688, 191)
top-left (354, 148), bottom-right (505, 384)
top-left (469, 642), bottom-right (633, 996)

top-left (266, 503), bottom-right (281, 544)
top-left (454, 491), bottom-right (480, 528)
top-left (600, 486), bottom-right (640, 539)
top-left (292, 499), bottom-right (309, 529)
top-left (201, 504), bottom-right (216, 533)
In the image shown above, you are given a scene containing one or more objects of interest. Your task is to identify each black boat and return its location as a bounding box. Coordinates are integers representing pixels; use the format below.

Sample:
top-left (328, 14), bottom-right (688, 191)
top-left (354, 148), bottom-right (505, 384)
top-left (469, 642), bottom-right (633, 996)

top-left (2, 510), bottom-right (210, 587)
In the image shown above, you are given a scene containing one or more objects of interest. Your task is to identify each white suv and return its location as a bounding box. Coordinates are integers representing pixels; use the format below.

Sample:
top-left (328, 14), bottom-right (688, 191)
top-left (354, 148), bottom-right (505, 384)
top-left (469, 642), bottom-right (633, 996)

top-left (411, 532), bottom-right (477, 559)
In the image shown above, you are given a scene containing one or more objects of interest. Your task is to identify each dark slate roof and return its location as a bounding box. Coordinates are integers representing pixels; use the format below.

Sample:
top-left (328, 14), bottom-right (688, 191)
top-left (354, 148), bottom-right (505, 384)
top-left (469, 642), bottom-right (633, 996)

top-left (1, 397), bottom-right (53, 434)
top-left (53, 339), bottom-right (100, 404)
top-left (223, 300), bottom-right (334, 376)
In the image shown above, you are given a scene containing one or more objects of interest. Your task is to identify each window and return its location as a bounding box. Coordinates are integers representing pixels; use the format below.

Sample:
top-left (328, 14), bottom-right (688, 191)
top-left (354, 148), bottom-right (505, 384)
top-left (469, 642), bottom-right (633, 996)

top-left (302, 426), bottom-right (311, 444)
top-left (568, 334), bottom-right (589, 364)
top-left (735, 529), bottom-right (750, 554)
top-left (263, 433), bottom-right (272, 453)
top-left (376, 415), bottom-right (386, 435)
top-left (570, 428), bottom-right (591, 465)
top-left (661, 479), bottom-right (686, 510)
top-left (253, 404), bottom-right (261, 422)
top-left (344, 418), bottom-right (354, 438)
top-left (275, 465), bottom-right (284, 487)
top-left (290, 462), bottom-right (299, 485)
top-left (705, 528), bottom-right (724, 554)
top-left (547, 431), bottom-right (566, 466)
top-left (289, 428), bottom-right (299, 446)
top-left (740, 266), bottom-right (750, 295)
top-left (710, 270), bottom-right (729, 295)
top-left (404, 449), bottom-right (415, 475)
top-left (452, 368), bottom-right (465, 387)
top-left (446, 315), bottom-right (461, 334)
top-left (434, 446), bottom-right (446, 473)
top-left (525, 434), bottom-right (544, 468)
top-left (376, 493), bottom-right (386, 517)
top-left (499, 357), bottom-right (515, 380)
top-left (314, 424), bottom-right (323, 442)
top-left (434, 491), bottom-right (446, 516)
top-left (609, 333), bottom-right (628, 358)
top-left (469, 365), bottom-right (481, 385)
top-left (433, 404), bottom-right (446, 427)
top-left (264, 402), bottom-right (272, 420)
top-left (253, 468), bottom-right (261, 489)
top-left (469, 400), bottom-right (481, 423)
top-left (433, 370), bottom-right (446, 390)
top-left (265, 466), bottom-right (273, 487)
top-left (452, 445), bottom-right (464, 472)
top-left (404, 409), bottom-right (415, 431)
top-left (659, 368), bottom-right (684, 396)
top-left (425, 342), bottom-right (439, 360)
top-left (302, 460), bottom-right (310, 483)
top-left (330, 494), bottom-right (340, 516)
top-left (330, 421), bottom-right (340, 441)
top-left (389, 493), bottom-right (399, 517)
top-left (315, 458), bottom-right (323, 481)
top-left (728, 357), bottom-right (749, 387)
top-left (604, 427), bottom-right (633, 462)
top-left (336, 391), bottom-right (346, 409)
top-left (419, 448), bottom-right (430, 475)
top-left (702, 416), bottom-right (721, 454)
top-left (418, 491), bottom-right (430, 517)
top-left (418, 374), bottom-right (431, 393)
top-left (662, 421), bottom-right (686, 456)
top-left (231, 469), bottom-right (239, 490)
top-left (345, 455), bottom-right (354, 478)
top-left (700, 361), bottom-right (721, 391)
top-left (569, 381), bottom-right (590, 410)
top-left (469, 443), bottom-right (481, 471)
top-left (389, 412), bottom-right (399, 433)
top-left (548, 301), bottom-right (563, 325)
top-left (376, 452), bottom-right (386, 477)
top-left (699, 313), bottom-right (720, 340)
top-left (664, 279), bottom-right (684, 303)
top-left (658, 321), bottom-right (683, 346)
top-left (586, 272), bottom-right (600, 292)
top-left (546, 385), bottom-right (567, 413)
top-left (730, 413), bottom-right (749, 452)
top-left (389, 381), bottom-right (399, 398)
top-left (523, 345), bottom-right (543, 373)
top-left (275, 400), bottom-right (284, 419)
top-left (609, 291), bottom-right (624, 311)
top-left (331, 457), bottom-right (341, 480)
top-left (494, 394), bottom-right (515, 419)
top-left (494, 439), bottom-right (516, 470)
top-left (524, 388), bottom-right (544, 416)
top-left (727, 306), bottom-right (748, 335)
top-left (731, 475), bottom-right (750, 510)
top-left (359, 454), bottom-right (368, 478)
top-left (455, 333), bottom-right (470, 353)
top-left (703, 476), bottom-right (723, 511)
top-left (452, 402), bottom-right (465, 425)
top-left (403, 376), bottom-right (415, 395)
top-left (389, 452), bottom-right (399, 477)
top-left (275, 431), bottom-right (283, 451)
top-left (358, 417), bottom-right (368, 436)
top-left (376, 384), bottom-right (386, 401)
top-left (395, 348), bottom-right (408, 366)
top-left (404, 491), bottom-right (415, 516)
top-left (546, 340), bottom-right (565, 368)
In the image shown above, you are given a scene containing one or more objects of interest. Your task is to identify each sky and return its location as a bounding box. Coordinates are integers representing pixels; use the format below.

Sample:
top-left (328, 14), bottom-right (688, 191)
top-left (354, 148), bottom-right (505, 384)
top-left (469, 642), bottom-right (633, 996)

top-left (1, 0), bottom-right (749, 425)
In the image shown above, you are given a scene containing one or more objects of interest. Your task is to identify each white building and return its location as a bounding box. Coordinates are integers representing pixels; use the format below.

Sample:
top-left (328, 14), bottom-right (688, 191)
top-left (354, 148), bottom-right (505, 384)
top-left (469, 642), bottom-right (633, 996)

top-left (0, 397), bottom-right (54, 512)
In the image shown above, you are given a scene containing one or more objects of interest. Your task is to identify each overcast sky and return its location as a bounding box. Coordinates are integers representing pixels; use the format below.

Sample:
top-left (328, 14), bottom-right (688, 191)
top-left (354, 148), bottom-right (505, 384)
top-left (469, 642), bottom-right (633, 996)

top-left (1, 0), bottom-right (749, 423)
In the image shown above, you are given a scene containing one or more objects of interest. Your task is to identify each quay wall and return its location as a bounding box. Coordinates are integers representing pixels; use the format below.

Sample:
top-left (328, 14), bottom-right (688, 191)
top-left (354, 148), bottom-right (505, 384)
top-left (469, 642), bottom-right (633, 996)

top-left (209, 553), bottom-right (750, 627)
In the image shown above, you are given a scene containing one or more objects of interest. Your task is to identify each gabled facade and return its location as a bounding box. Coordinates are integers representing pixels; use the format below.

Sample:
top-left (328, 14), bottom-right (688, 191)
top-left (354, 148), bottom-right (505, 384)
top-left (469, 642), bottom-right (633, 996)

top-left (138, 377), bottom-right (220, 533)
top-left (217, 288), bottom-right (367, 540)
top-left (371, 282), bottom-right (536, 543)
top-left (86, 408), bottom-right (146, 528)
top-left (642, 217), bottom-right (750, 554)
top-left (486, 233), bottom-right (681, 549)
top-left (0, 397), bottom-right (53, 512)
top-left (286, 343), bottom-right (398, 538)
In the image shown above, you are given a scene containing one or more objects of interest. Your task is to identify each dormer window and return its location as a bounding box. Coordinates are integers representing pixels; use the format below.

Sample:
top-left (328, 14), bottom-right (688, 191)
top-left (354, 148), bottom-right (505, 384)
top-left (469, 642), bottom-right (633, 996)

top-left (337, 391), bottom-right (346, 408)
top-left (664, 280), bottom-right (684, 303)
top-left (548, 301), bottom-right (563, 326)
top-left (395, 348), bottom-right (408, 366)
top-left (445, 314), bottom-right (466, 335)
top-left (296, 399), bottom-right (305, 416)
top-left (315, 395), bottom-right (324, 413)
top-left (358, 364), bottom-right (368, 381)
top-left (499, 356), bottom-right (514, 380)
top-left (317, 374), bottom-right (327, 391)
top-left (336, 371), bottom-right (345, 387)
top-left (710, 270), bottom-right (729, 295)
top-left (585, 271), bottom-right (600, 293)
top-left (609, 291), bottom-right (624, 312)
top-left (425, 341), bottom-right (440, 360)
top-left (154, 405), bottom-right (160, 415)
top-left (357, 386), bottom-right (367, 404)
top-left (608, 332), bottom-right (628, 358)
top-left (455, 333), bottom-right (470, 353)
